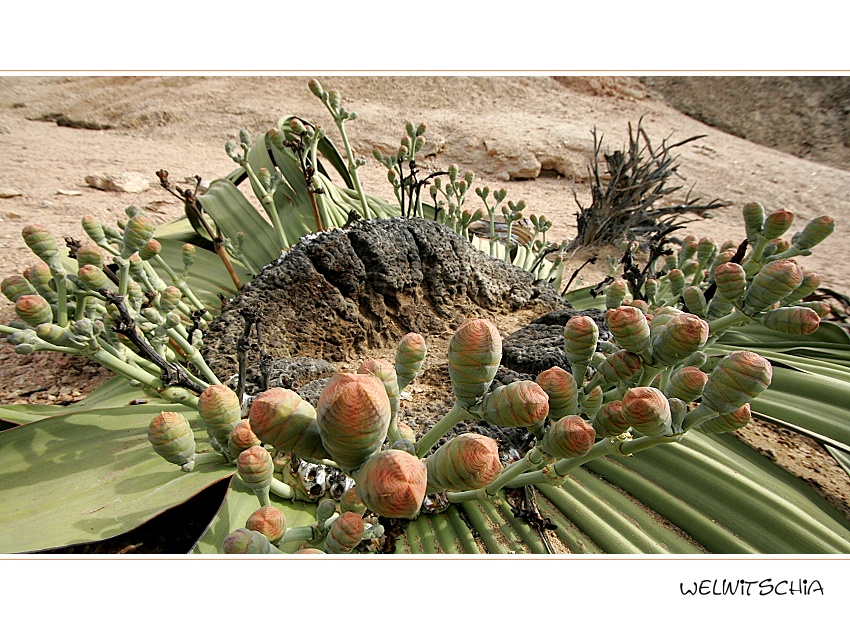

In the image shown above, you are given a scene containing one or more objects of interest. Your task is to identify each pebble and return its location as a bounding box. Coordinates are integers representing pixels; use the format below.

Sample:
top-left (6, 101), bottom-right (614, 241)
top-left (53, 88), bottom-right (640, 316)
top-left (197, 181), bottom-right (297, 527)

top-left (0, 186), bottom-right (22, 198)
top-left (85, 172), bottom-right (151, 193)
top-left (57, 189), bottom-right (82, 196)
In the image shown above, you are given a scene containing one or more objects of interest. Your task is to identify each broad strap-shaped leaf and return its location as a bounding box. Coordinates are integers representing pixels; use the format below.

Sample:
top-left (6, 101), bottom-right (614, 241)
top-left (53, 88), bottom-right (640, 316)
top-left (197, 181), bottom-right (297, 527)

top-left (196, 178), bottom-right (282, 271)
top-left (0, 402), bottom-right (233, 553)
top-left (586, 432), bottom-right (850, 553)
top-left (191, 476), bottom-right (318, 554)
top-left (0, 377), bottom-right (144, 425)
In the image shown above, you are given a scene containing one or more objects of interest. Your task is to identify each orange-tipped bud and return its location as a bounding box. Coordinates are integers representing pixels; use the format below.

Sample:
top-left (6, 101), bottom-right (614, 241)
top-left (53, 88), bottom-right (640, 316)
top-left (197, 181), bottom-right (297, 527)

top-left (481, 381), bottom-right (549, 428)
top-left (713, 262), bottom-right (747, 302)
top-left (197, 384), bottom-right (242, 445)
top-left (159, 286), bottom-right (183, 313)
top-left (540, 415), bottom-right (596, 459)
top-left (744, 259), bottom-right (803, 312)
top-left (792, 215), bottom-right (834, 250)
top-left (781, 271), bottom-right (820, 305)
top-left (228, 421), bottom-right (261, 458)
top-left (702, 351), bottom-right (772, 414)
top-left (249, 388), bottom-right (317, 453)
top-left (668, 268), bottom-right (686, 295)
top-left (223, 528), bottom-right (279, 554)
top-left (395, 332), bottom-right (427, 391)
top-left (15, 294), bottom-right (53, 326)
top-left (147, 411), bottom-right (196, 472)
top-left (621, 387), bottom-right (673, 436)
top-left (536, 366), bottom-right (578, 420)
top-left (425, 433), bottom-right (502, 493)
top-left (596, 349), bottom-right (643, 384)
top-left (563, 316), bottom-right (599, 366)
top-left (139, 238), bottom-right (162, 261)
top-left (448, 318), bottom-right (502, 406)
top-left (245, 505), bottom-right (286, 545)
top-left (2, 275), bottom-right (35, 304)
top-left (23, 261), bottom-right (55, 296)
top-left (605, 306), bottom-right (651, 357)
top-left (742, 202), bottom-right (766, 241)
top-left (605, 278), bottom-right (628, 310)
top-left (22, 225), bottom-right (59, 266)
top-left (77, 264), bottom-right (111, 292)
top-left (651, 313), bottom-right (709, 366)
top-left (358, 358), bottom-right (399, 420)
top-left (340, 487), bottom-right (367, 515)
top-left (762, 209), bottom-right (795, 240)
top-left (664, 366), bottom-right (708, 403)
top-left (317, 373), bottom-right (391, 471)
top-left (682, 287), bottom-right (707, 319)
top-left (593, 400), bottom-right (630, 437)
top-left (760, 306), bottom-right (820, 335)
top-left (120, 214), bottom-right (155, 258)
top-left (699, 403), bottom-right (752, 434)
top-left (324, 512), bottom-right (365, 554)
top-left (237, 446), bottom-right (274, 490)
top-left (355, 450), bottom-right (427, 519)
top-left (76, 244), bottom-right (104, 268)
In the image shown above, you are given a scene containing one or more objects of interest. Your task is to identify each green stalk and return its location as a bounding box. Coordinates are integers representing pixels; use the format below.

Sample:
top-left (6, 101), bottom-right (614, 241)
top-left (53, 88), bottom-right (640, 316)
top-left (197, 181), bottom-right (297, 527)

top-left (415, 401), bottom-right (475, 458)
top-left (243, 160), bottom-right (289, 250)
top-left (280, 526), bottom-right (318, 544)
top-left (269, 477), bottom-right (295, 500)
top-left (637, 364), bottom-right (662, 387)
top-left (165, 329), bottom-right (219, 386)
top-left (333, 119), bottom-right (371, 220)
top-left (708, 309), bottom-right (753, 336)
top-left (507, 439), bottom-right (620, 488)
top-left (490, 447), bottom-right (547, 493)
top-left (74, 294), bottom-right (88, 321)
top-left (53, 270), bottom-right (68, 328)
top-left (446, 447), bottom-right (546, 503)
top-left (488, 208), bottom-right (497, 257)
top-left (117, 260), bottom-right (130, 297)
top-left (681, 404), bottom-right (719, 432)
top-left (151, 255), bottom-right (212, 321)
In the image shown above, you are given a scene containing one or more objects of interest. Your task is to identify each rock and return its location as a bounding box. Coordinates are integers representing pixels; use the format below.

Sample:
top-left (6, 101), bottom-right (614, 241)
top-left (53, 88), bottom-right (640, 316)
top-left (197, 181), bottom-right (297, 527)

top-left (57, 189), bottom-right (82, 196)
top-left (229, 356), bottom-right (337, 398)
top-left (0, 187), bottom-right (21, 198)
top-left (203, 218), bottom-right (567, 378)
top-left (85, 172), bottom-right (150, 193)
top-left (501, 308), bottom-right (609, 375)
top-left (0, 125), bottom-right (10, 134)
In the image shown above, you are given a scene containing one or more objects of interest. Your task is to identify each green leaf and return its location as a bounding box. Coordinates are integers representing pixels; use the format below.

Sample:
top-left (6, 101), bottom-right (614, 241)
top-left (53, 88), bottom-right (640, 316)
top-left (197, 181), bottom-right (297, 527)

top-left (587, 432), bottom-right (850, 553)
top-left (0, 402), bottom-right (233, 553)
top-left (196, 178), bottom-right (281, 271)
top-left (0, 377), bottom-right (144, 425)
top-left (191, 476), bottom-right (318, 554)
top-left (152, 235), bottom-right (249, 313)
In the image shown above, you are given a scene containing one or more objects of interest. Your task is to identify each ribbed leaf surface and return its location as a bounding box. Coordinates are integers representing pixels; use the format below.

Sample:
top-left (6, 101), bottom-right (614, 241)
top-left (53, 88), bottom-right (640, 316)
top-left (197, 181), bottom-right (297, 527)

top-left (0, 398), bottom-right (233, 553)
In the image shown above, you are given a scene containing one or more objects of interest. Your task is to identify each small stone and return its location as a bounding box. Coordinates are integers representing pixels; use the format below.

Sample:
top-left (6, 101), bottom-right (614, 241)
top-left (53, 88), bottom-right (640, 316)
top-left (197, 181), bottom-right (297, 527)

top-left (4, 211), bottom-right (22, 219)
top-left (57, 189), bottom-right (82, 196)
top-left (85, 172), bottom-right (151, 193)
top-left (0, 187), bottom-right (22, 198)
top-left (0, 125), bottom-right (10, 134)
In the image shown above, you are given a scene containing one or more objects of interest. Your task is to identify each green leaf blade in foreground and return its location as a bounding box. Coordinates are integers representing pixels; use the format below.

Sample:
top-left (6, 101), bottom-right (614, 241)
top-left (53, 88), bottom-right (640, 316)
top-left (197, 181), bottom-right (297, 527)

top-left (0, 403), bottom-right (233, 553)
top-left (191, 476), bottom-right (317, 554)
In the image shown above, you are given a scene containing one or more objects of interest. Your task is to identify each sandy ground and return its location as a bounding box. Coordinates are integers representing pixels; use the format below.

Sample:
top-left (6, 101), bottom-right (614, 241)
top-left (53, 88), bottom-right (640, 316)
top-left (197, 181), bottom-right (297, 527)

top-left (0, 76), bottom-right (848, 519)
